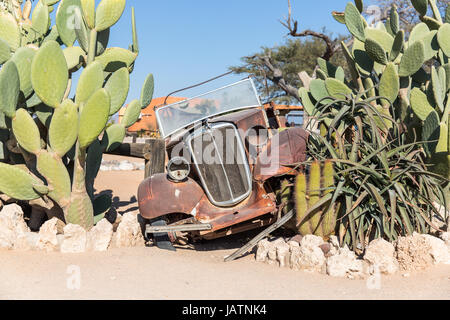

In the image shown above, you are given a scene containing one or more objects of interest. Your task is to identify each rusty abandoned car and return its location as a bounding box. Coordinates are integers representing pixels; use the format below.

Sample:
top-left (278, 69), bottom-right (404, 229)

top-left (138, 79), bottom-right (309, 250)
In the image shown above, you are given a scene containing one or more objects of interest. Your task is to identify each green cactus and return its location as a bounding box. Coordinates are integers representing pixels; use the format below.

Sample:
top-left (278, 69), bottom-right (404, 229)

top-left (48, 99), bottom-right (78, 157)
top-left (294, 161), bottom-right (337, 238)
top-left (31, 40), bottom-right (68, 108)
top-left (104, 67), bottom-right (130, 115)
top-left (140, 73), bottom-right (154, 109)
top-left (0, 60), bottom-right (20, 118)
top-left (0, 0), bottom-right (153, 230)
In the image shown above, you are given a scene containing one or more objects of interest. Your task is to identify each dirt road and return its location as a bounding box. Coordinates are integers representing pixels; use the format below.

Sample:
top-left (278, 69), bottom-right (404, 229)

top-left (0, 156), bottom-right (449, 300)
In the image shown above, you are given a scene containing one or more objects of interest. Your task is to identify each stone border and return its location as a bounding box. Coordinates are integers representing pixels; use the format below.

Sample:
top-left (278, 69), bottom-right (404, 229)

top-left (255, 232), bottom-right (450, 279)
top-left (0, 204), bottom-right (146, 253)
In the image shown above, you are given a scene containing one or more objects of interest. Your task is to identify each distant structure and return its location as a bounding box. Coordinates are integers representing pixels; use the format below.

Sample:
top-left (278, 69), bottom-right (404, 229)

top-left (118, 96), bottom-right (186, 137)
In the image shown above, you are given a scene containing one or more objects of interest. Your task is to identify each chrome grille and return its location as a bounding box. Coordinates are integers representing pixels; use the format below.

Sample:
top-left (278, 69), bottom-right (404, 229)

top-left (187, 122), bottom-right (252, 207)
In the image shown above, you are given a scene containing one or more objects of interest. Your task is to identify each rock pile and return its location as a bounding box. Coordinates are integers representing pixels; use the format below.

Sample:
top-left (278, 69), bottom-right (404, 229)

top-left (100, 160), bottom-right (145, 172)
top-left (255, 231), bottom-right (450, 279)
top-left (0, 204), bottom-right (146, 253)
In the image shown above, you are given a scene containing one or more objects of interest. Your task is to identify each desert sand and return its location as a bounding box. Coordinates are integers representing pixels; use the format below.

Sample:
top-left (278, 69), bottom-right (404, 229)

top-left (0, 155), bottom-right (449, 300)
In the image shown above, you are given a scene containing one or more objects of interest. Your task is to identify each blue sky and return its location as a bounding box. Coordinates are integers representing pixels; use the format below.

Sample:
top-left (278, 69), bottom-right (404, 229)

top-left (109, 0), bottom-right (362, 102)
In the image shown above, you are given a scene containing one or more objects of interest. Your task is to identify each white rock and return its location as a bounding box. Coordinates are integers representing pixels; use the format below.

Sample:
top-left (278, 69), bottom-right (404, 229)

top-left (439, 232), bottom-right (449, 246)
top-left (0, 204), bottom-right (30, 249)
top-left (328, 235), bottom-right (340, 256)
top-left (119, 161), bottom-right (134, 171)
top-left (276, 241), bottom-right (291, 268)
top-left (326, 246), bottom-right (367, 279)
top-left (115, 212), bottom-right (145, 247)
top-left (61, 224), bottom-right (87, 253)
top-left (36, 218), bottom-right (60, 252)
top-left (255, 239), bottom-right (271, 262)
top-left (287, 240), bottom-right (300, 250)
top-left (395, 233), bottom-right (433, 271)
top-left (300, 234), bottom-right (324, 249)
top-left (421, 234), bottom-right (450, 265)
top-left (14, 232), bottom-right (39, 251)
top-left (267, 241), bottom-right (278, 265)
top-left (0, 204), bottom-right (29, 235)
top-left (88, 219), bottom-right (113, 251)
top-left (291, 245), bottom-right (326, 272)
top-left (0, 226), bottom-right (15, 249)
top-left (364, 238), bottom-right (399, 274)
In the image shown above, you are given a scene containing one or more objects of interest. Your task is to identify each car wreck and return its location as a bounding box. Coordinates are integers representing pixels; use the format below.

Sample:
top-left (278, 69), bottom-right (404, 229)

top-left (138, 78), bottom-right (309, 251)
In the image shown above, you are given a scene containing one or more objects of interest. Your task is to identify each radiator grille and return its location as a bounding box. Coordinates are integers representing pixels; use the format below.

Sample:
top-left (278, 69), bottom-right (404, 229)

top-left (187, 122), bottom-right (252, 207)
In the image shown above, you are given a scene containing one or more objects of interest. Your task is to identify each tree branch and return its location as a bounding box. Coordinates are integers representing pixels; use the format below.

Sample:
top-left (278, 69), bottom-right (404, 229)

top-left (280, 0), bottom-right (338, 60)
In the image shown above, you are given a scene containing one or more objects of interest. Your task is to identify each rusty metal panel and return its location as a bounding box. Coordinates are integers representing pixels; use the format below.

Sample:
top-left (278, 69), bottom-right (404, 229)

top-left (137, 174), bottom-right (204, 220)
top-left (253, 127), bottom-right (309, 181)
top-left (194, 182), bottom-right (276, 232)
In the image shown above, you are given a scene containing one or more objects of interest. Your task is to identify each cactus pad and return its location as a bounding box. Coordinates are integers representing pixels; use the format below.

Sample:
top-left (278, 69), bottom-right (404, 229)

top-left (310, 79), bottom-right (333, 104)
top-left (78, 89), bottom-right (110, 149)
top-left (410, 88), bottom-right (435, 121)
top-left (437, 23), bottom-right (450, 57)
top-left (95, 47), bottom-right (137, 72)
top-left (12, 108), bottom-right (41, 154)
top-left (63, 46), bottom-right (85, 71)
top-left (0, 38), bottom-right (11, 64)
top-left (76, 61), bottom-right (104, 106)
top-left (104, 67), bottom-right (130, 115)
top-left (56, 0), bottom-right (81, 47)
top-left (80, 0), bottom-right (95, 29)
top-left (0, 12), bottom-right (20, 50)
top-left (121, 99), bottom-right (141, 128)
top-left (422, 111), bottom-right (440, 156)
top-left (325, 78), bottom-right (352, 99)
top-left (298, 87), bottom-right (316, 116)
top-left (0, 61), bottom-right (20, 118)
top-left (31, 0), bottom-right (50, 36)
top-left (140, 73), bottom-right (154, 109)
top-left (10, 47), bottom-right (36, 100)
top-left (95, 0), bottom-right (126, 32)
top-left (431, 66), bottom-right (445, 112)
top-left (36, 150), bottom-right (72, 207)
top-left (345, 2), bottom-right (365, 42)
top-left (409, 23), bottom-right (430, 44)
top-left (49, 99), bottom-right (79, 157)
top-left (411, 0), bottom-right (428, 16)
top-left (398, 40), bottom-right (425, 77)
top-left (0, 163), bottom-right (41, 200)
top-left (102, 123), bottom-right (125, 152)
top-left (379, 62), bottom-right (399, 106)
top-left (365, 37), bottom-right (388, 65)
top-left (31, 41), bottom-right (69, 108)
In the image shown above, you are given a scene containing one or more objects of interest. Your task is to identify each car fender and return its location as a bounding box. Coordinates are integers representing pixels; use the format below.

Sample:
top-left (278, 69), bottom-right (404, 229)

top-left (253, 127), bottom-right (309, 181)
top-left (137, 173), bottom-right (205, 220)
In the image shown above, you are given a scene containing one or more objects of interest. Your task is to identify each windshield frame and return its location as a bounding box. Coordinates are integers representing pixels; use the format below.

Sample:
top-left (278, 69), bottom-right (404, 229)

top-left (155, 78), bottom-right (262, 138)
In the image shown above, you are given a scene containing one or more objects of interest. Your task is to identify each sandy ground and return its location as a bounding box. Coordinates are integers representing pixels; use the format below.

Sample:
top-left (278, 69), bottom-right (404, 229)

top-left (0, 155), bottom-right (449, 300)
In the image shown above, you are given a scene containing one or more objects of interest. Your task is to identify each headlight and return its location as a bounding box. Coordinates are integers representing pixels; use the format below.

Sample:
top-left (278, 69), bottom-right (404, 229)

top-left (167, 157), bottom-right (190, 182)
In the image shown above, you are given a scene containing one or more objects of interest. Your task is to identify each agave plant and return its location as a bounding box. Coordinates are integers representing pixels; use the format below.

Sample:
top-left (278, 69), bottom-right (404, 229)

top-left (299, 94), bottom-right (448, 252)
top-left (0, 0), bottom-right (155, 230)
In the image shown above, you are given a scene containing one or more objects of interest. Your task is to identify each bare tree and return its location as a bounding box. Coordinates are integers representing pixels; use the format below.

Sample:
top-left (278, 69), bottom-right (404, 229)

top-left (279, 0), bottom-right (342, 61)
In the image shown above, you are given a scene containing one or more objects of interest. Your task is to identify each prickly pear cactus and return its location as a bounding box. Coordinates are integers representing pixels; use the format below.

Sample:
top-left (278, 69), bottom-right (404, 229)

top-left (0, 0), bottom-right (154, 230)
top-left (299, 0), bottom-right (450, 196)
